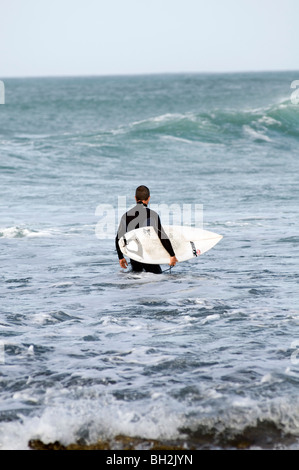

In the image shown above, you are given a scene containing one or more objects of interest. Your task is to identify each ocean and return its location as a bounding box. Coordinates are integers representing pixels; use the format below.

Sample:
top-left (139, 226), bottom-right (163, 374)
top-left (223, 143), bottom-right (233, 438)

top-left (0, 71), bottom-right (299, 450)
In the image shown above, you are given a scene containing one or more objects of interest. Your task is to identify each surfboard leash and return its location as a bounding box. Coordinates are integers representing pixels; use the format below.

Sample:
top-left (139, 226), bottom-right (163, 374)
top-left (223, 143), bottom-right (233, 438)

top-left (162, 266), bottom-right (174, 273)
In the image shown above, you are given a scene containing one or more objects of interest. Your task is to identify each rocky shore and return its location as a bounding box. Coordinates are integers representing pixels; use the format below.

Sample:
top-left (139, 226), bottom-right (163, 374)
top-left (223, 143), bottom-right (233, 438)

top-left (28, 421), bottom-right (297, 450)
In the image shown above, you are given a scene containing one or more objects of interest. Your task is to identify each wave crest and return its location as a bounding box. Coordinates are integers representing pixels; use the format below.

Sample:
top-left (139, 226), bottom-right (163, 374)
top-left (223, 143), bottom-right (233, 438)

top-left (0, 226), bottom-right (54, 238)
top-left (122, 99), bottom-right (299, 144)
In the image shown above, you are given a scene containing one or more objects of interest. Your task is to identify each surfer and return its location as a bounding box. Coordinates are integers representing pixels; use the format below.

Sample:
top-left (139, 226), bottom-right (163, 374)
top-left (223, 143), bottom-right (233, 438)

top-left (115, 185), bottom-right (178, 273)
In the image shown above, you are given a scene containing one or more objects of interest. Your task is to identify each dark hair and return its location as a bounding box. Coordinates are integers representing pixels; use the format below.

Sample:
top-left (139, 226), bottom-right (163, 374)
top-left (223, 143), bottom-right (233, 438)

top-left (135, 185), bottom-right (150, 201)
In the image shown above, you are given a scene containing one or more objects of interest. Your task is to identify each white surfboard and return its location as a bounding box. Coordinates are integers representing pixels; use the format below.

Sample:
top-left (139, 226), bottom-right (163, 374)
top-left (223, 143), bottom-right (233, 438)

top-left (118, 225), bottom-right (222, 264)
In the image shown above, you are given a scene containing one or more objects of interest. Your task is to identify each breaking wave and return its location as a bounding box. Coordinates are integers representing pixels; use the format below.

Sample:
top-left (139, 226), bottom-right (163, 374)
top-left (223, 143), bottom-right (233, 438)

top-left (119, 99), bottom-right (299, 144)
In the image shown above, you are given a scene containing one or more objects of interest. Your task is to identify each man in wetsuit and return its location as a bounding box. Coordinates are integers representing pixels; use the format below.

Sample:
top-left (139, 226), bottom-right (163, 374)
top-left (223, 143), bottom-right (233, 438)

top-left (115, 185), bottom-right (178, 274)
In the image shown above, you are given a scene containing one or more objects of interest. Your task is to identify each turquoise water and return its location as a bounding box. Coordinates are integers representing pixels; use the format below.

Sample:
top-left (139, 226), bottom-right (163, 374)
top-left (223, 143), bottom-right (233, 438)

top-left (0, 72), bottom-right (299, 449)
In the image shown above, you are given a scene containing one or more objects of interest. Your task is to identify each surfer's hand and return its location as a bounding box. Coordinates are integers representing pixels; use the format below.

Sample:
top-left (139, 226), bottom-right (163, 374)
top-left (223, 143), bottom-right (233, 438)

top-left (119, 258), bottom-right (128, 269)
top-left (169, 256), bottom-right (178, 267)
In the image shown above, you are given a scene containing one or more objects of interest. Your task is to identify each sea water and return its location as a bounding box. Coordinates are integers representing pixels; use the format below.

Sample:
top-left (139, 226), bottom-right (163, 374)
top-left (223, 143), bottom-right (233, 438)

top-left (0, 72), bottom-right (299, 449)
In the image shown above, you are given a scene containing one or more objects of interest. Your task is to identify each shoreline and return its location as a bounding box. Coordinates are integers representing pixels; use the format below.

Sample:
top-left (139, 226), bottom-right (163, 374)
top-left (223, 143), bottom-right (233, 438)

top-left (28, 424), bottom-right (298, 450)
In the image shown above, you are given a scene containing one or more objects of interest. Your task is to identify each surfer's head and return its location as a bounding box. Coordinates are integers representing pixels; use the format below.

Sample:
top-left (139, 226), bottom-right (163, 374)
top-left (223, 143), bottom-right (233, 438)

top-left (135, 185), bottom-right (150, 203)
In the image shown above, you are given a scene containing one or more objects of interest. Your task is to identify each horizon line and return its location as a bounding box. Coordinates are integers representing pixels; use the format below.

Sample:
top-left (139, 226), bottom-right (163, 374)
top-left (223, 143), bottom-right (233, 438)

top-left (1, 68), bottom-right (299, 80)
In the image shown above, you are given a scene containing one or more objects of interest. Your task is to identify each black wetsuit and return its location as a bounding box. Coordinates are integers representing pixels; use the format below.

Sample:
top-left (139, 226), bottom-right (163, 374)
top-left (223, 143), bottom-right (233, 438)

top-left (115, 201), bottom-right (175, 274)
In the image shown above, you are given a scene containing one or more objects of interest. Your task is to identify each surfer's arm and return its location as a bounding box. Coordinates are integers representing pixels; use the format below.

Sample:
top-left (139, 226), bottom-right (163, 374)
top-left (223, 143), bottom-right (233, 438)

top-left (156, 216), bottom-right (176, 258)
top-left (119, 258), bottom-right (128, 269)
top-left (115, 215), bottom-right (127, 260)
top-left (115, 233), bottom-right (125, 259)
top-left (115, 233), bottom-right (128, 268)
top-left (159, 232), bottom-right (178, 266)
top-left (169, 256), bottom-right (177, 266)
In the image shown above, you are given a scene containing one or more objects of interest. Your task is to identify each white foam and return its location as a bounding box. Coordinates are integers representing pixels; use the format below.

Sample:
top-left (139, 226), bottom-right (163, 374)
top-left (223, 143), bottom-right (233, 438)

top-left (0, 392), bottom-right (185, 450)
top-left (232, 397), bottom-right (257, 408)
top-left (243, 125), bottom-right (272, 142)
top-left (161, 135), bottom-right (193, 144)
top-left (0, 226), bottom-right (55, 239)
top-left (0, 408), bottom-right (80, 450)
top-left (130, 112), bottom-right (190, 129)
top-left (0, 225), bottom-right (88, 239)
top-left (258, 115), bottom-right (281, 127)
top-left (201, 314), bottom-right (221, 324)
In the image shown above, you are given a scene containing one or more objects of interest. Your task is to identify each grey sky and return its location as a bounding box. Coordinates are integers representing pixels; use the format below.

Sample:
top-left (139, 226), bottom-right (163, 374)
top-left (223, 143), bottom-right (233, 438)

top-left (0, 0), bottom-right (298, 77)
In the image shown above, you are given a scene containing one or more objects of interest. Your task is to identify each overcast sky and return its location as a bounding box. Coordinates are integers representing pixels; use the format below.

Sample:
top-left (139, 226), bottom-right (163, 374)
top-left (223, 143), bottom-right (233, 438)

top-left (0, 0), bottom-right (298, 77)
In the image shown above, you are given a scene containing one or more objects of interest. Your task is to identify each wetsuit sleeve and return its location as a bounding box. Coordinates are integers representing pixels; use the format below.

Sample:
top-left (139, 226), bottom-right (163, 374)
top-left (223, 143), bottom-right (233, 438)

top-left (156, 215), bottom-right (175, 257)
top-left (115, 214), bottom-right (126, 259)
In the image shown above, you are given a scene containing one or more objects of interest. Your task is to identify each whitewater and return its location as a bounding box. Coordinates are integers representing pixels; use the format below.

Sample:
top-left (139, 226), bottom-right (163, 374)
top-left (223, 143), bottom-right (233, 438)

top-left (0, 71), bottom-right (299, 449)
